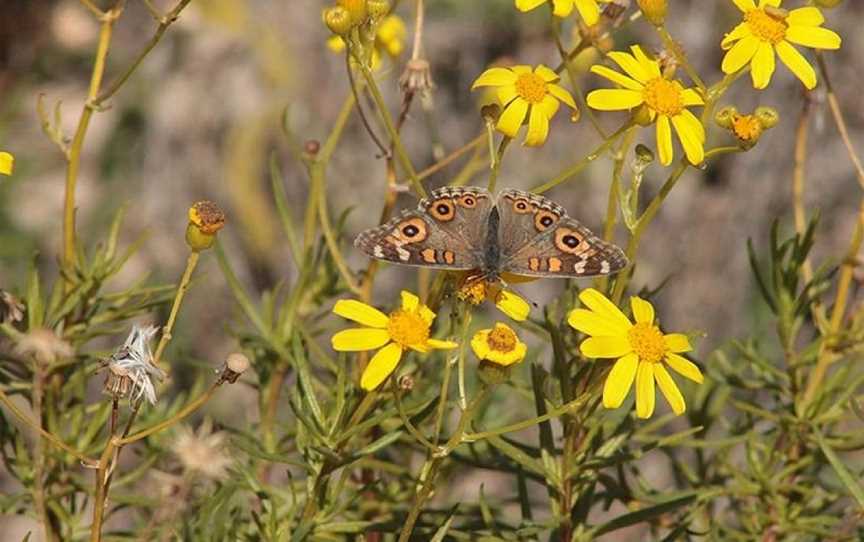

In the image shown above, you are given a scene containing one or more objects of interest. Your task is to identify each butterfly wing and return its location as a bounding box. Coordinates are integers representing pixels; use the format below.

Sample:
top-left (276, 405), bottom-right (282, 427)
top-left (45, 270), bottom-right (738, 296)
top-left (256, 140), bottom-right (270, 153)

top-left (354, 186), bottom-right (493, 270)
top-left (496, 189), bottom-right (627, 277)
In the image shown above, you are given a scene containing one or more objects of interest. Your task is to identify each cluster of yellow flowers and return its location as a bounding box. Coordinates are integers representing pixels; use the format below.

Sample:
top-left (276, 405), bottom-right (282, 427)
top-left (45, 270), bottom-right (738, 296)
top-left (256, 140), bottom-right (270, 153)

top-left (332, 287), bottom-right (702, 419)
top-left (323, 0), bottom-right (406, 68)
top-left (470, 0), bottom-right (840, 161)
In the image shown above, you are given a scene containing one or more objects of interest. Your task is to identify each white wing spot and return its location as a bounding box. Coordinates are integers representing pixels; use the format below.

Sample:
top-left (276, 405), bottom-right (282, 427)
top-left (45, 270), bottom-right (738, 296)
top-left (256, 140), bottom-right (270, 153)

top-left (600, 261), bottom-right (610, 274)
top-left (373, 245), bottom-right (385, 258)
top-left (574, 260), bottom-right (587, 274)
top-left (397, 247), bottom-right (411, 261)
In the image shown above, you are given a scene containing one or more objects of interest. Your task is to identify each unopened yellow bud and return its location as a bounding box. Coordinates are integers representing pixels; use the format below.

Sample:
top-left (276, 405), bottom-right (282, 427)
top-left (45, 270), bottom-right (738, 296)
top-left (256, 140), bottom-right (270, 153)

top-left (323, 6), bottom-right (353, 36)
top-left (186, 201), bottom-right (226, 252)
top-left (366, 0), bottom-right (390, 19)
top-left (636, 0), bottom-right (667, 26)
top-left (337, 0), bottom-right (368, 25)
top-left (754, 106), bottom-right (779, 129)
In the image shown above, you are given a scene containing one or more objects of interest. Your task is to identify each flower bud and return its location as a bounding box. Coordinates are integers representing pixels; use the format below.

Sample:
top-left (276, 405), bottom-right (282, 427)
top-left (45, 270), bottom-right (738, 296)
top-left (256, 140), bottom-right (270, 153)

top-left (337, 0), bottom-right (368, 26)
top-left (323, 6), bottom-right (354, 36)
top-left (636, 0), bottom-right (667, 26)
top-left (304, 139), bottom-right (321, 156)
top-left (635, 143), bottom-right (655, 164)
top-left (754, 106), bottom-right (779, 129)
top-left (714, 106), bottom-right (738, 129)
top-left (186, 200), bottom-right (226, 252)
top-left (366, 0), bottom-right (390, 20)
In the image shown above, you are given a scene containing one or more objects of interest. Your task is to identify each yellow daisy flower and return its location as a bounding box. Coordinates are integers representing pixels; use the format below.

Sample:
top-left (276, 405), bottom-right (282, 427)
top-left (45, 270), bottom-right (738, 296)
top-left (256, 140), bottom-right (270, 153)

top-left (331, 291), bottom-right (457, 391)
top-left (721, 0), bottom-right (841, 90)
top-left (327, 14), bottom-right (406, 65)
top-left (515, 0), bottom-right (605, 25)
top-left (567, 288), bottom-right (704, 419)
top-left (0, 152), bottom-right (13, 176)
top-left (471, 64), bottom-right (577, 147)
top-left (586, 45), bottom-right (705, 166)
top-left (471, 322), bottom-right (527, 366)
top-left (457, 275), bottom-right (531, 322)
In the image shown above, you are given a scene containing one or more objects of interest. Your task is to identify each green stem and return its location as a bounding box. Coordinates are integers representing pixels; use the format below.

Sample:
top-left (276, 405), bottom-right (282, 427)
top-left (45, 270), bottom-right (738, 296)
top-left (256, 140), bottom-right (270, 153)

top-left (487, 136), bottom-right (512, 193)
top-left (153, 251), bottom-right (200, 366)
top-left (656, 26), bottom-right (706, 92)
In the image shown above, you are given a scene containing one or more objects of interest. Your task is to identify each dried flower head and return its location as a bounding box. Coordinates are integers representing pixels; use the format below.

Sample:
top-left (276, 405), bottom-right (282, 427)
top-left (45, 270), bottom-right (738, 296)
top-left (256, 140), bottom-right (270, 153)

top-left (0, 290), bottom-right (25, 324)
top-left (15, 328), bottom-right (73, 365)
top-left (217, 352), bottom-right (251, 384)
top-left (102, 325), bottom-right (165, 405)
top-left (400, 58), bottom-right (435, 97)
top-left (186, 200), bottom-right (226, 252)
top-left (171, 420), bottom-right (232, 481)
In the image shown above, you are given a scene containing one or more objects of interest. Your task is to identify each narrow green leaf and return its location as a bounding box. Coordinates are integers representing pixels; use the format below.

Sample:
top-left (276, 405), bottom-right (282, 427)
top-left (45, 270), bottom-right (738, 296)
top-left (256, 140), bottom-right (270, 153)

top-left (431, 504), bottom-right (460, 542)
top-left (592, 493), bottom-right (697, 536)
top-left (815, 428), bottom-right (864, 509)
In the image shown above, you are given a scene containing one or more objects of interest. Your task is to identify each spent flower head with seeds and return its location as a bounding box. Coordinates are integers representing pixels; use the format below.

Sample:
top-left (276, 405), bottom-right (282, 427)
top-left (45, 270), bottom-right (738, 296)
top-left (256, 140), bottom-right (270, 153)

top-left (471, 322), bottom-right (527, 366)
top-left (568, 289), bottom-right (704, 418)
top-left (186, 200), bottom-right (226, 252)
top-left (14, 328), bottom-right (73, 366)
top-left (331, 291), bottom-right (457, 390)
top-left (171, 420), bottom-right (232, 481)
top-left (587, 45), bottom-right (705, 166)
top-left (472, 64), bottom-right (577, 147)
top-left (721, 0), bottom-right (841, 90)
top-left (102, 325), bottom-right (165, 405)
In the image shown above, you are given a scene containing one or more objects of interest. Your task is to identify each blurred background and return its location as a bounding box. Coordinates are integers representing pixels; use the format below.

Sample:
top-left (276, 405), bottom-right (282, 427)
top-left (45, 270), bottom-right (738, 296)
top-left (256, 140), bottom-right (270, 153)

top-left (1, 0), bottom-right (863, 538)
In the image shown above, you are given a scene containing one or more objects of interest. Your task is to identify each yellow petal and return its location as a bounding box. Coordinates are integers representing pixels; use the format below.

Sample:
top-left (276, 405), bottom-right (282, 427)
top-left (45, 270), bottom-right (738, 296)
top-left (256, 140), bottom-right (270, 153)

top-left (511, 65), bottom-right (532, 75)
top-left (787, 7), bottom-right (824, 27)
top-left (750, 41), bottom-right (776, 90)
top-left (654, 363), bottom-right (685, 415)
top-left (472, 67), bottom-right (518, 89)
top-left (785, 26), bottom-right (841, 51)
top-left (547, 84), bottom-right (576, 110)
top-left (360, 342), bottom-right (403, 391)
top-left (332, 328), bottom-right (391, 352)
top-left (672, 113), bottom-right (705, 165)
top-left (333, 299), bottom-right (389, 328)
top-left (495, 289), bottom-right (531, 322)
top-left (590, 65), bottom-right (643, 91)
top-left (607, 51), bottom-right (649, 83)
top-left (663, 333), bottom-right (692, 353)
top-left (573, 0), bottom-right (599, 25)
top-left (497, 98), bottom-right (529, 138)
top-left (427, 338), bottom-right (458, 350)
top-left (498, 85), bottom-right (519, 106)
top-left (721, 22), bottom-right (751, 49)
top-left (635, 361), bottom-right (656, 418)
top-left (758, 0), bottom-right (780, 7)
top-left (534, 64), bottom-right (559, 82)
top-left (524, 106), bottom-right (550, 147)
top-left (603, 353), bottom-right (638, 408)
top-left (568, 308), bottom-right (624, 337)
top-left (630, 45), bottom-right (661, 79)
top-left (656, 115), bottom-right (674, 166)
top-left (327, 35), bottom-right (346, 53)
top-left (486, 341), bottom-right (527, 366)
top-left (400, 290), bottom-right (420, 312)
top-left (536, 94), bottom-right (561, 119)
top-left (515, 0), bottom-right (547, 11)
top-left (580, 336), bottom-right (632, 359)
top-left (721, 35), bottom-right (759, 74)
top-left (471, 329), bottom-right (492, 360)
top-left (629, 296), bottom-right (655, 324)
top-left (0, 152), bottom-right (13, 176)
top-left (578, 288), bottom-right (632, 330)
top-left (679, 108), bottom-right (706, 142)
top-left (680, 88), bottom-right (704, 106)
top-left (775, 40), bottom-right (817, 90)
top-left (586, 89), bottom-right (644, 111)
top-left (731, 0), bottom-right (756, 12)
top-left (551, 0), bottom-right (575, 17)
top-left (666, 353), bottom-right (704, 383)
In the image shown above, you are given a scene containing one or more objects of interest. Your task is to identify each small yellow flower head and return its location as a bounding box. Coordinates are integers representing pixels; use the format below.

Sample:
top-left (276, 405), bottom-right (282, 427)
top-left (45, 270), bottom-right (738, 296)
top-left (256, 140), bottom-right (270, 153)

top-left (568, 288), bottom-right (704, 418)
top-left (456, 275), bottom-right (532, 321)
top-left (366, 0), bottom-right (391, 20)
top-left (471, 323), bottom-right (527, 366)
top-left (376, 14), bottom-right (406, 57)
top-left (323, 5), bottom-right (354, 36)
top-left (331, 291), bottom-right (457, 391)
top-left (186, 200), bottom-right (226, 252)
top-left (472, 64), bottom-right (577, 147)
top-left (337, 0), bottom-right (367, 26)
top-left (716, 105), bottom-right (779, 149)
top-left (721, 0), bottom-right (841, 90)
top-left (516, 0), bottom-right (604, 25)
top-left (636, 0), bottom-right (667, 26)
top-left (0, 152), bottom-right (13, 176)
top-left (587, 46), bottom-right (705, 166)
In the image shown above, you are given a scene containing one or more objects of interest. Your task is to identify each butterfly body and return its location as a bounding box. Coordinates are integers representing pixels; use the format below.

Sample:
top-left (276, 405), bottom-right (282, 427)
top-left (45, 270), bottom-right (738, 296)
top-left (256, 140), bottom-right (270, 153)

top-left (354, 186), bottom-right (627, 279)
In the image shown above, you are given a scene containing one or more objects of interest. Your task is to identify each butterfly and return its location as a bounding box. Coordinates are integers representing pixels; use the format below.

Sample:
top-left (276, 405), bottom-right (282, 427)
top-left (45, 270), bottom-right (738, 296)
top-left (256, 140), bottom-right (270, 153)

top-left (354, 186), bottom-right (628, 281)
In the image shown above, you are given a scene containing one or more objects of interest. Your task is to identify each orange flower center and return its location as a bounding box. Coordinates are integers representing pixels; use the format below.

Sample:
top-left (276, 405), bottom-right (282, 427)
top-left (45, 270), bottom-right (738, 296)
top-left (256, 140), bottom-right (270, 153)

top-left (486, 325), bottom-right (518, 353)
top-left (731, 114), bottom-right (763, 142)
top-left (387, 309), bottom-right (429, 347)
top-left (627, 322), bottom-right (667, 364)
top-left (745, 8), bottom-right (787, 45)
top-left (515, 73), bottom-right (548, 104)
top-left (642, 77), bottom-right (683, 117)
top-left (457, 280), bottom-right (488, 305)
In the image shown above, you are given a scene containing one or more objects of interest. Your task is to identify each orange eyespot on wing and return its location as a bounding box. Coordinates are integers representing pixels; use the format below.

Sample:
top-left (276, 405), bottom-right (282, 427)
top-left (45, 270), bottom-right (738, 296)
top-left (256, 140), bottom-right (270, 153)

top-left (534, 209), bottom-right (559, 232)
top-left (393, 218), bottom-right (428, 244)
top-left (429, 198), bottom-right (456, 221)
top-left (554, 228), bottom-right (587, 254)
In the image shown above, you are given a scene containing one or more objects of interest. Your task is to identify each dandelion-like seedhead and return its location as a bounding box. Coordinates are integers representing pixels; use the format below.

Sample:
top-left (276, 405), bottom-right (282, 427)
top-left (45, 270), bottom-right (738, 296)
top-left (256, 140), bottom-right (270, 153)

top-left (102, 325), bottom-right (165, 405)
top-left (170, 420), bottom-right (232, 481)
